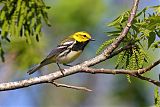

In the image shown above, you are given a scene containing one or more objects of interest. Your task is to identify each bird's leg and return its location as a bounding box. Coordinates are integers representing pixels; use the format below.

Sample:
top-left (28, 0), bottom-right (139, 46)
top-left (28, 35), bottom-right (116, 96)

top-left (57, 63), bottom-right (65, 76)
top-left (63, 64), bottom-right (72, 67)
top-left (63, 63), bottom-right (81, 67)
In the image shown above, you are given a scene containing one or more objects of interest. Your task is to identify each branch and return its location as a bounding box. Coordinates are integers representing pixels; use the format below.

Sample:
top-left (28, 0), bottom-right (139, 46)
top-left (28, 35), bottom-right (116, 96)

top-left (81, 59), bottom-right (160, 86)
top-left (137, 59), bottom-right (160, 74)
top-left (51, 81), bottom-right (92, 92)
top-left (102, 0), bottom-right (139, 56)
top-left (0, 0), bottom-right (140, 91)
top-left (135, 74), bottom-right (160, 86)
top-left (81, 0), bottom-right (139, 67)
top-left (81, 59), bottom-right (160, 75)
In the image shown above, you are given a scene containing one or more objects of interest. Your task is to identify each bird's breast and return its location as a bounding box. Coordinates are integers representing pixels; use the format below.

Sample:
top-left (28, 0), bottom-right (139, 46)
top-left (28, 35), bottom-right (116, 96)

top-left (58, 50), bottom-right (82, 64)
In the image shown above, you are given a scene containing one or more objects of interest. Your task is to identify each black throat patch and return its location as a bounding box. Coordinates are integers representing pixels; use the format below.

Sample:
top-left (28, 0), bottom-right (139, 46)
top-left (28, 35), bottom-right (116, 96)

top-left (72, 41), bottom-right (89, 51)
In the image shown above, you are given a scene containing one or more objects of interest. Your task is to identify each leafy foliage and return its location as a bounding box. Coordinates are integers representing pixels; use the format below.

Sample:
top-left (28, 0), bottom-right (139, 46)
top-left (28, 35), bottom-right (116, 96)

top-left (154, 87), bottom-right (160, 107)
top-left (0, 0), bottom-right (50, 61)
top-left (115, 46), bottom-right (148, 70)
top-left (97, 5), bottom-right (160, 70)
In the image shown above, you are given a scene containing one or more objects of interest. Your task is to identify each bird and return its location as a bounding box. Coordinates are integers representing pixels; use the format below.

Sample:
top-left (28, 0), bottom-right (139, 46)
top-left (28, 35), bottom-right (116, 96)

top-left (27, 31), bottom-right (94, 75)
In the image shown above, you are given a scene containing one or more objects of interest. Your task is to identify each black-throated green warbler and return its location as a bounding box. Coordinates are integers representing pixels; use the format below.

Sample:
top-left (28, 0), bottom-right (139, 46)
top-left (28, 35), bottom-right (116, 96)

top-left (27, 31), bottom-right (94, 75)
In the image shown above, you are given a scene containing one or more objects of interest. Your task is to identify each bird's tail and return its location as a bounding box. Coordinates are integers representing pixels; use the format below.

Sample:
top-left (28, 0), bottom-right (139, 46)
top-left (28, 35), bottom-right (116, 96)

top-left (27, 64), bottom-right (43, 75)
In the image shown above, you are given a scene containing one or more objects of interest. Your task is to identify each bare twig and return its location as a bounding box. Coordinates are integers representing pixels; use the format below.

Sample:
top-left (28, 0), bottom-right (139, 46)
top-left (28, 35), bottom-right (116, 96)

top-left (0, 0), bottom-right (141, 91)
top-left (51, 81), bottom-right (92, 92)
top-left (134, 74), bottom-right (160, 86)
top-left (137, 59), bottom-right (160, 74)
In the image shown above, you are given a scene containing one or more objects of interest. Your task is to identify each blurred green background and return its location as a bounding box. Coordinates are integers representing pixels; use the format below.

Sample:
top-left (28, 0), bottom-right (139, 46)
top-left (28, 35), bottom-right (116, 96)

top-left (0, 0), bottom-right (159, 107)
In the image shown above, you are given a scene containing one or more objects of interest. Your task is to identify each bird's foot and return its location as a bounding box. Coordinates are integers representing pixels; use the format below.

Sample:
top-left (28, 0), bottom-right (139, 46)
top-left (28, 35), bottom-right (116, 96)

top-left (63, 64), bottom-right (73, 67)
top-left (59, 68), bottom-right (65, 76)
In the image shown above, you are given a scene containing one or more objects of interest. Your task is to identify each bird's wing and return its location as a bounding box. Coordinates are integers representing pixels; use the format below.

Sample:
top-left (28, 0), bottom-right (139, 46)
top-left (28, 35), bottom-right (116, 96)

top-left (40, 39), bottom-right (75, 64)
top-left (46, 45), bottom-right (68, 59)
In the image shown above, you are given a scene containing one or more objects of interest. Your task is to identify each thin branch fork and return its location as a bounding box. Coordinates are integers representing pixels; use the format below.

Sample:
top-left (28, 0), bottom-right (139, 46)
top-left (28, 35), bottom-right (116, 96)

top-left (81, 59), bottom-right (160, 87)
top-left (0, 0), bottom-right (141, 91)
top-left (81, 59), bottom-right (160, 75)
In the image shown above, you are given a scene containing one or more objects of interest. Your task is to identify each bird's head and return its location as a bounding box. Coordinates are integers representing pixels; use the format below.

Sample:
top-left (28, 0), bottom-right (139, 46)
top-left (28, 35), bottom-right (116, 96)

top-left (71, 32), bottom-right (95, 42)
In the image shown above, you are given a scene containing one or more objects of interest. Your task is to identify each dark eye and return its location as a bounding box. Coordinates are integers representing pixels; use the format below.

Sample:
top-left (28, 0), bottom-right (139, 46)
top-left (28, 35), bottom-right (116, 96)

top-left (83, 35), bottom-right (87, 37)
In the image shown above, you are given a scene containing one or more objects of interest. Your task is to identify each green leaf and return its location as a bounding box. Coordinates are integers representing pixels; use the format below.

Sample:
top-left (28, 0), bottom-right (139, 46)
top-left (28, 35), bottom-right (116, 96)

top-left (148, 31), bottom-right (156, 48)
top-left (0, 0), bottom-right (50, 43)
top-left (107, 11), bottom-right (130, 27)
top-left (107, 30), bottom-right (121, 36)
top-left (108, 15), bottom-right (124, 27)
top-left (154, 87), bottom-right (160, 107)
top-left (0, 42), bottom-right (5, 62)
top-left (126, 75), bottom-right (131, 83)
top-left (135, 7), bottom-right (148, 18)
top-left (151, 5), bottom-right (160, 14)
top-left (142, 29), bottom-right (151, 37)
top-left (115, 51), bottom-right (126, 69)
top-left (25, 30), bottom-right (31, 44)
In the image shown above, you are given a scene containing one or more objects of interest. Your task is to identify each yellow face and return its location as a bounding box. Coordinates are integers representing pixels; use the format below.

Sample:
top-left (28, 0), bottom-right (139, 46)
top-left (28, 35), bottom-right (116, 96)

top-left (72, 32), bottom-right (92, 42)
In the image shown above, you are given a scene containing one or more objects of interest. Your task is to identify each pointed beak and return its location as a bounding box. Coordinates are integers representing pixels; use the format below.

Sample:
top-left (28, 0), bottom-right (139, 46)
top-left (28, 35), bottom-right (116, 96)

top-left (90, 38), bottom-right (95, 41)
